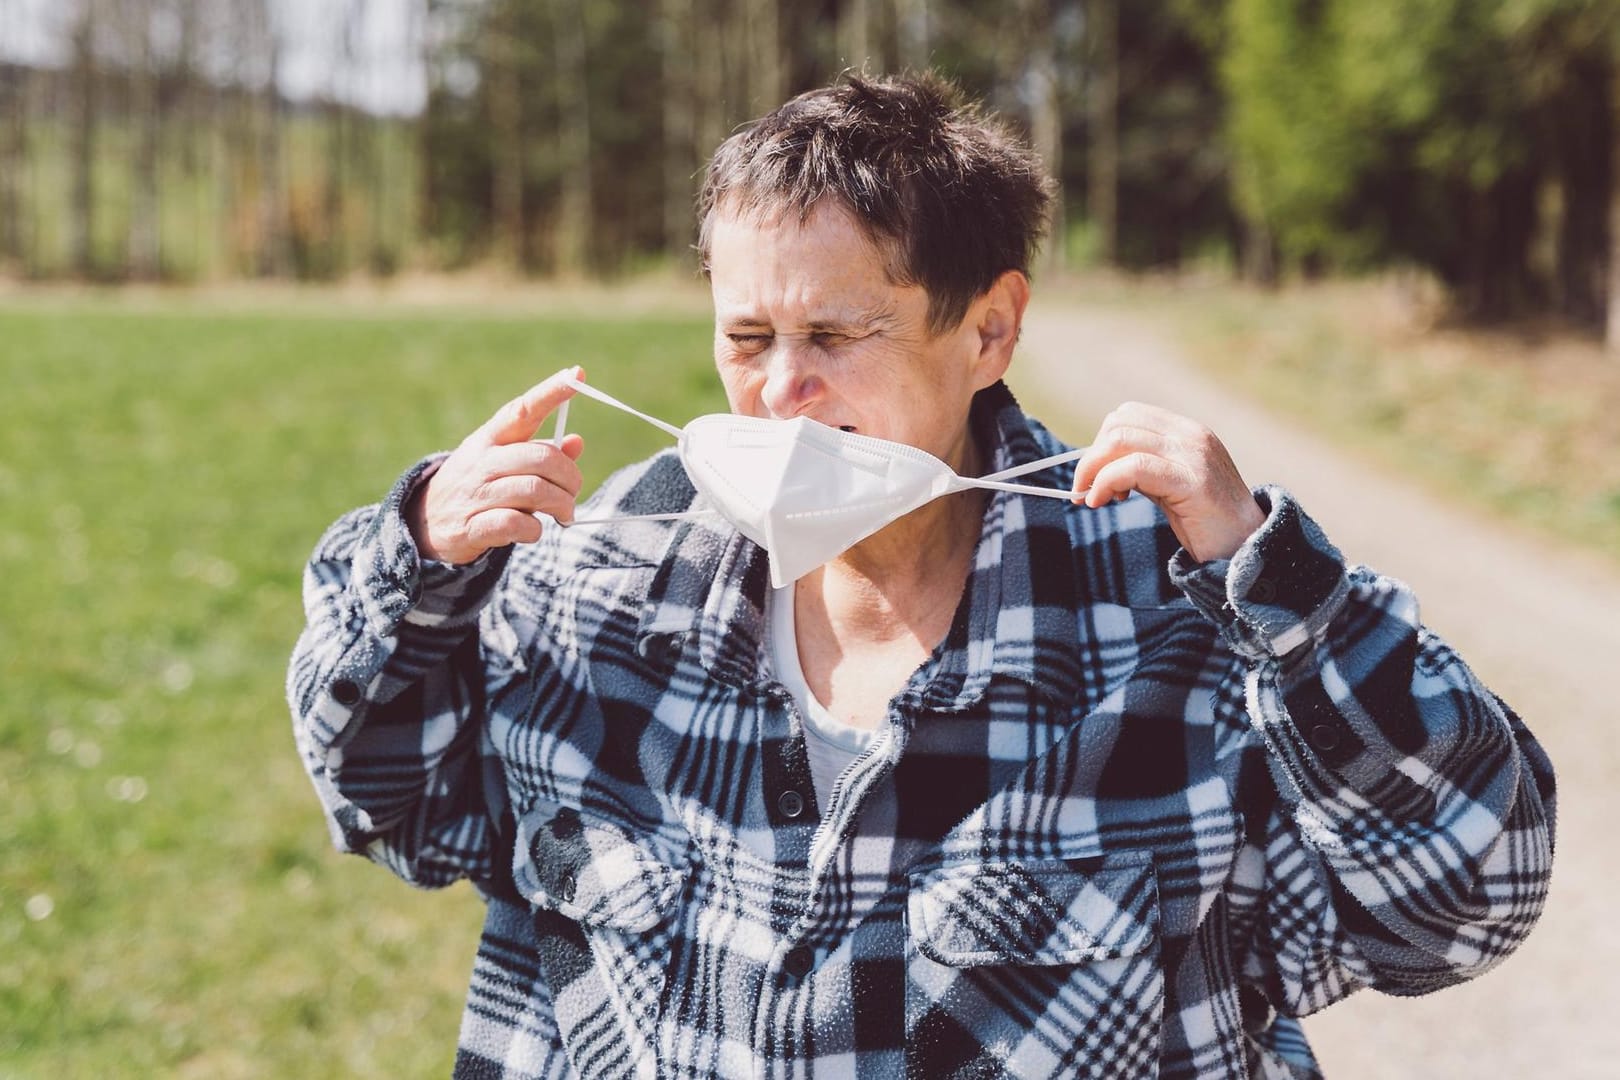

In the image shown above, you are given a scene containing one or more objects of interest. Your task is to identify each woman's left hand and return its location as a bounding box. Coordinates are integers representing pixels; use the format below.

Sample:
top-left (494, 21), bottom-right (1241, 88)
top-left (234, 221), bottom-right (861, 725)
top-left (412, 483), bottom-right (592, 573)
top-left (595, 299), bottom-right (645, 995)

top-left (1072, 402), bottom-right (1266, 564)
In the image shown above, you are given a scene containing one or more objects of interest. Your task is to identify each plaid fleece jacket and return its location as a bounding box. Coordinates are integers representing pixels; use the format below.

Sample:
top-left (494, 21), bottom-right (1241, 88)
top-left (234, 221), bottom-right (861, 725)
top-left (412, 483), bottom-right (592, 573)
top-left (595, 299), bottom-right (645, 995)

top-left (289, 382), bottom-right (1555, 1079)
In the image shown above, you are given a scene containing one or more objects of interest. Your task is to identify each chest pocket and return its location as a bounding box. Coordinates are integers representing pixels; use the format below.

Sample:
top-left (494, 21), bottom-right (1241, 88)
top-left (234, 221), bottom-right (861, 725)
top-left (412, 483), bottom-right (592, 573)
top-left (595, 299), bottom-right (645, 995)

top-left (905, 850), bottom-right (1164, 1080)
top-left (514, 801), bottom-right (689, 929)
top-left (513, 801), bottom-right (692, 1079)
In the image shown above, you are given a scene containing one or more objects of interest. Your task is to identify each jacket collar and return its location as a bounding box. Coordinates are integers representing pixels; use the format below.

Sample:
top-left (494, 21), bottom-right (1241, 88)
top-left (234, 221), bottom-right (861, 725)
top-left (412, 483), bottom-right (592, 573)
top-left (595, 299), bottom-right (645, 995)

top-left (912, 381), bottom-right (1087, 713)
top-left (633, 381), bottom-right (1088, 708)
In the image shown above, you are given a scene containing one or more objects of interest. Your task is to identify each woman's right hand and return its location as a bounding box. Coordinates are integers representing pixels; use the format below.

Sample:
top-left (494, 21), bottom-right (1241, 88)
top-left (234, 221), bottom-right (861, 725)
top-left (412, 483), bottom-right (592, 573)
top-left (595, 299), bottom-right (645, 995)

top-left (407, 367), bottom-right (586, 566)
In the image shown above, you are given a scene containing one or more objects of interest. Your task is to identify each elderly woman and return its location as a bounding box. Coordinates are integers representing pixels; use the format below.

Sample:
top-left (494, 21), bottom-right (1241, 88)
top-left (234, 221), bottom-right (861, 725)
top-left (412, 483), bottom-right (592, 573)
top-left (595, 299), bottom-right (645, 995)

top-left (290, 73), bottom-right (1554, 1079)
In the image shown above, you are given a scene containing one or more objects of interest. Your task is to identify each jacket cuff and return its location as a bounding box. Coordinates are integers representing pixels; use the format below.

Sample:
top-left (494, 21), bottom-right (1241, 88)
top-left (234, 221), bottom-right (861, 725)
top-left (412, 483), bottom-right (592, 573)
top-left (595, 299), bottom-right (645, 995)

top-left (1168, 486), bottom-right (1350, 663)
top-left (352, 454), bottom-right (511, 637)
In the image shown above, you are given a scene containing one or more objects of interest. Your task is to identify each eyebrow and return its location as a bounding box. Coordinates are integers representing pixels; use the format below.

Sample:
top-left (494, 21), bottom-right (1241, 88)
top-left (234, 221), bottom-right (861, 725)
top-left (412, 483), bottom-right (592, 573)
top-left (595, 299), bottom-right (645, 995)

top-left (721, 302), bottom-right (900, 332)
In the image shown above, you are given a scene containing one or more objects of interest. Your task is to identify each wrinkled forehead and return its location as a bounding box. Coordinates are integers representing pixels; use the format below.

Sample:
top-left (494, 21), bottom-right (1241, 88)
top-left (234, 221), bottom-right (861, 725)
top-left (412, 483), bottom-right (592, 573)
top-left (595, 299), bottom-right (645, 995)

top-left (704, 193), bottom-right (912, 288)
top-left (707, 224), bottom-right (924, 334)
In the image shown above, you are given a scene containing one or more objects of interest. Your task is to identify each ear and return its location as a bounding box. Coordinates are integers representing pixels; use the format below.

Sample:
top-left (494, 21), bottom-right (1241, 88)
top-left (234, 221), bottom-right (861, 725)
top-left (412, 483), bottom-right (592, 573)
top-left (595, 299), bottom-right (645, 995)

top-left (969, 270), bottom-right (1030, 391)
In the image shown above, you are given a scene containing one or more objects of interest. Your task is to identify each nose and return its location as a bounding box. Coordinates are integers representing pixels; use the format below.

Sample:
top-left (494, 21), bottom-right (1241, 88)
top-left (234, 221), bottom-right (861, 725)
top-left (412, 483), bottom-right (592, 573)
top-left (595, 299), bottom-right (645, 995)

top-left (759, 339), bottom-right (826, 420)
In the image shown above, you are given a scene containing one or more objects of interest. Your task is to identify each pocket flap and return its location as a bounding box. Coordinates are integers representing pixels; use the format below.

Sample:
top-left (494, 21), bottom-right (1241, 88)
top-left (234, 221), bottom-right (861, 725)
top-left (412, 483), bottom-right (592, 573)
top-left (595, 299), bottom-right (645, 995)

top-left (514, 802), bottom-right (688, 933)
top-left (908, 850), bottom-right (1157, 967)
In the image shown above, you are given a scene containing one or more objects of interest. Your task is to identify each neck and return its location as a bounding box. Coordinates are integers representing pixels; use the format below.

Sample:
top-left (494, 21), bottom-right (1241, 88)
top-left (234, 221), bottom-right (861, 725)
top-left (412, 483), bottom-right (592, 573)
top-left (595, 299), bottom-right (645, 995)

top-left (798, 484), bottom-right (986, 644)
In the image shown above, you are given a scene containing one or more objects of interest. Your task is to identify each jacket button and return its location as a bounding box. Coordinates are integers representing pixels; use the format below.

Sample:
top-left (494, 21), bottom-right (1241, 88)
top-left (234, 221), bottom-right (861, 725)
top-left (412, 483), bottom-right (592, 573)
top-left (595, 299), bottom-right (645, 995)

top-left (556, 870), bottom-right (577, 903)
top-left (783, 945), bottom-right (815, 979)
top-left (331, 678), bottom-right (362, 706)
top-left (777, 790), bottom-right (806, 819)
top-left (1250, 579), bottom-right (1277, 603)
top-left (1308, 723), bottom-right (1341, 753)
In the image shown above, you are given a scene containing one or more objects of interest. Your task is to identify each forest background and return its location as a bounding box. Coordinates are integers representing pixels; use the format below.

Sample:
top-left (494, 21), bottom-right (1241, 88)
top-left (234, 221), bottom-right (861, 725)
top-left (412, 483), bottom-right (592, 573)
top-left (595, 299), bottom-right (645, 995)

top-left (5, 0), bottom-right (1620, 336)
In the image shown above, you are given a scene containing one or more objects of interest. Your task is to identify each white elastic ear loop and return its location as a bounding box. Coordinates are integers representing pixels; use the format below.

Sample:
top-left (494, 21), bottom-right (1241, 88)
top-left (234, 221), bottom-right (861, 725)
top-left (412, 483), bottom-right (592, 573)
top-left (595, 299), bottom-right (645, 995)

top-left (559, 376), bottom-right (685, 439)
top-left (968, 446), bottom-right (1091, 499)
top-left (542, 375), bottom-right (715, 527)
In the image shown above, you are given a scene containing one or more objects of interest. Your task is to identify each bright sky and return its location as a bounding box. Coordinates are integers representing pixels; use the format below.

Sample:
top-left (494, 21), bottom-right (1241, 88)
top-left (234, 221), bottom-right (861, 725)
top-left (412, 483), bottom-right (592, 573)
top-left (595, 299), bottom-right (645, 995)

top-left (0, 0), bottom-right (428, 116)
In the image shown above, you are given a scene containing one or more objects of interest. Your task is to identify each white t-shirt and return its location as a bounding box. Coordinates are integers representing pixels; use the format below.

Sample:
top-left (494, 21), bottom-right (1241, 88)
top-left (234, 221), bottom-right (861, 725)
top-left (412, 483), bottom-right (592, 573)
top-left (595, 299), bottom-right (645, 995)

top-left (767, 584), bottom-right (878, 813)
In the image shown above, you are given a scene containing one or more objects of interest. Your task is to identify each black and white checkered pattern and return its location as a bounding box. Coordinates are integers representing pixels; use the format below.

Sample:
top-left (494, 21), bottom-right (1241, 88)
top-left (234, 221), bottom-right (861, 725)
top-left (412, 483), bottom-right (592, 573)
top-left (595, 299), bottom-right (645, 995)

top-left (288, 382), bottom-right (1556, 1079)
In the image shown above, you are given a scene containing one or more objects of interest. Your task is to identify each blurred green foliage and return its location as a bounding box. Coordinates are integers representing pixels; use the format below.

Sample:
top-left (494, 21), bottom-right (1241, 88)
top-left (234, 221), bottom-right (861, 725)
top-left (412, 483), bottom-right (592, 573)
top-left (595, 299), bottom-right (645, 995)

top-left (1222, 0), bottom-right (1618, 318)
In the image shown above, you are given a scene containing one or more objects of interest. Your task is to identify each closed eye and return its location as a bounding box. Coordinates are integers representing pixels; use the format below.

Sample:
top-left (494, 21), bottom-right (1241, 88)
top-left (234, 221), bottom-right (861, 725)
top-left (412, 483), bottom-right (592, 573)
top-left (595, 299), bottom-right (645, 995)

top-left (726, 333), bottom-right (772, 355)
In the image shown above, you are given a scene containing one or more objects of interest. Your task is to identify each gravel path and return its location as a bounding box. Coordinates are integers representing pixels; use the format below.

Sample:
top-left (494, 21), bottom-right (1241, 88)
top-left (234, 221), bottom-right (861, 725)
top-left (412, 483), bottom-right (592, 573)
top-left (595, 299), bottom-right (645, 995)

top-left (1015, 301), bottom-right (1617, 1079)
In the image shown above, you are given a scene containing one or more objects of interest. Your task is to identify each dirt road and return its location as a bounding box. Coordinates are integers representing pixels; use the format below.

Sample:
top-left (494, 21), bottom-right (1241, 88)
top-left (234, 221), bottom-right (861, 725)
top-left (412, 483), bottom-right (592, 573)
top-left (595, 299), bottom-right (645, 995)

top-left (1015, 301), bottom-right (1617, 1079)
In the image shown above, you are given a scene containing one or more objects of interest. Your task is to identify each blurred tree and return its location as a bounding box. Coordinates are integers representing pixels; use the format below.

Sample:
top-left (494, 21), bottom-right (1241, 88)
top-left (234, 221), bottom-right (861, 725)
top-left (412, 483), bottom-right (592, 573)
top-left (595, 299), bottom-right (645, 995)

top-left (551, 0), bottom-right (592, 275)
top-left (1025, 0), bottom-right (1065, 270)
top-left (482, 0), bottom-right (527, 267)
top-left (69, 2), bottom-right (97, 278)
top-left (251, 0), bottom-right (290, 277)
top-left (1087, 0), bottom-right (1232, 272)
top-left (0, 26), bottom-right (26, 272)
top-left (660, 0), bottom-right (696, 263)
top-left (1223, 0), bottom-right (1620, 325)
top-left (1086, 0), bottom-right (1118, 265)
top-left (896, 0), bottom-right (932, 68)
top-left (125, 0), bottom-right (162, 281)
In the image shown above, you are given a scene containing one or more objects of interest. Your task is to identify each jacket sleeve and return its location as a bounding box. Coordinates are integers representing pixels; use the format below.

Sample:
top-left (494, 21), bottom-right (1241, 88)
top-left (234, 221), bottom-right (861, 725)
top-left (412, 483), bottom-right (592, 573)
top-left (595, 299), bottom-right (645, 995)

top-left (1172, 486), bottom-right (1557, 1014)
top-left (286, 456), bottom-right (513, 889)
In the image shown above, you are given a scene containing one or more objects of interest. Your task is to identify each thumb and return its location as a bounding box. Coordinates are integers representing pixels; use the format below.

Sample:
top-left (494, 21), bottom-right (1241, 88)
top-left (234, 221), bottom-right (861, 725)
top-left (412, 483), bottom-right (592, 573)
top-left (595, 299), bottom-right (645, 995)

top-left (475, 366), bottom-right (584, 447)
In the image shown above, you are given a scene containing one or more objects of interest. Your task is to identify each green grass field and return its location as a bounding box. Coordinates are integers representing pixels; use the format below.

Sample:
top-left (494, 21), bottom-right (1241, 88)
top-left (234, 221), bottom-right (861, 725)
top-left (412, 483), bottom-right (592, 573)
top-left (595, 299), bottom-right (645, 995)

top-left (0, 300), bottom-right (721, 1077)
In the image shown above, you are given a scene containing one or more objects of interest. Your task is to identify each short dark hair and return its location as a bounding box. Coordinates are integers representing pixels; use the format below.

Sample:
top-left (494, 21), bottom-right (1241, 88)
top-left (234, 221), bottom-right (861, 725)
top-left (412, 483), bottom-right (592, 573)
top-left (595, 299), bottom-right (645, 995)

top-left (696, 71), bottom-right (1055, 335)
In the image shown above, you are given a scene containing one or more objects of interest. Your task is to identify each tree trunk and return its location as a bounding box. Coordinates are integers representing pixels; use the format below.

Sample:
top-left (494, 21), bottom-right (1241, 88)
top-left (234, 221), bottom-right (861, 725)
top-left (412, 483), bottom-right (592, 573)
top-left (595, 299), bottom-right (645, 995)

top-left (1085, 0), bottom-right (1117, 266)
top-left (1241, 216), bottom-right (1278, 287)
top-left (1025, 0), bottom-right (1064, 272)
top-left (256, 0), bottom-right (289, 277)
top-left (1606, 60), bottom-right (1620, 351)
top-left (0, 41), bottom-right (24, 269)
top-left (485, 9), bottom-right (524, 268)
top-left (323, 97), bottom-right (348, 278)
top-left (895, 0), bottom-right (930, 71)
top-left (1458, 170), bottom-right (1538, 322)
top-left (553, 0), bottom-right (593, 275)
top-left (661, 0), bottom-right (697, 265)
top-left (70, 7), bottom-right (97, 278)
top-left (693, 0), bottom-right (727, 190)
top-left (173, 0), bottom-right (204, 278)
top-left (840, 0), bottom-right (871, 70)
top-left (1555, 48), bottom-right (1611, 328)
top-left (130, 5), bottom-right (163, 281)
top-left (747, 0), bottom-right (783, 113)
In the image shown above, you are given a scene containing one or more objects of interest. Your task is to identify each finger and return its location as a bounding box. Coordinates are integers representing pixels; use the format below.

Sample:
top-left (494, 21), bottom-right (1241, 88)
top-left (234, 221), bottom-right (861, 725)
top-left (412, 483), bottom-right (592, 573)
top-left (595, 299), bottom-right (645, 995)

top-left (1105, 400), bottom-right (1207, 439)
top-left (481, 440), bottom-right (586, 496)
top-left (556, 432), bottom-right (585, 461)
top-left (475, 366), bottom-right (584, 447)
top-left (464, 507), bottom-right (545, 551)
top-left (1084, 452), bottom-right (1192, 509)
top-left (1072, 424), bottom-right (1175, 499)
top-left (473, 474), bottom-right (581, 523)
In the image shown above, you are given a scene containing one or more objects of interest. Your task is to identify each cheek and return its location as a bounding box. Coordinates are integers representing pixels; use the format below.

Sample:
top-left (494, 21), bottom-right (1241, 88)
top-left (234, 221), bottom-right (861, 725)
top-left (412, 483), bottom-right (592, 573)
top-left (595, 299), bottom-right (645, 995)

top-left (712, 360), bottom-right (758, 413)
top-left (885, 335), bottom-right (976, 398)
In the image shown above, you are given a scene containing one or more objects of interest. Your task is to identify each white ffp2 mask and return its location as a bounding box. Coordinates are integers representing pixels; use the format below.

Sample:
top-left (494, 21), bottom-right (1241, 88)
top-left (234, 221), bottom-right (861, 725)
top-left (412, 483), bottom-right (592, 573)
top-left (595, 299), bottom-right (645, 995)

top-left (549, 377), bottom-right (1085, 588)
